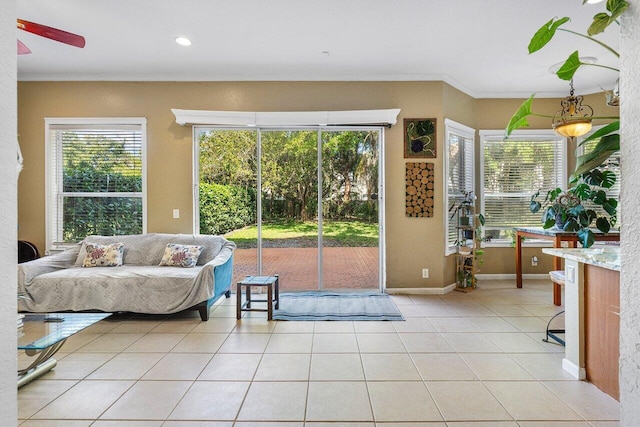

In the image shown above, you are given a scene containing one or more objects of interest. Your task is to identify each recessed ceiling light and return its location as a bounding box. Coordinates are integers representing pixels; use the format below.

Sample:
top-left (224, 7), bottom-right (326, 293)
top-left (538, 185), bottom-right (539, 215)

top-left (548, 56), bottom-right (598, 74)
top-left (175, 37), bottom-right (192, 46)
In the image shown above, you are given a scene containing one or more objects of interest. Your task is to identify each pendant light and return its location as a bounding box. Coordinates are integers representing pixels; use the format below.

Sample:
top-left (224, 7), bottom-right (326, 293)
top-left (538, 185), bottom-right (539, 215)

top-left (552, 79), bottom-right (594, 138)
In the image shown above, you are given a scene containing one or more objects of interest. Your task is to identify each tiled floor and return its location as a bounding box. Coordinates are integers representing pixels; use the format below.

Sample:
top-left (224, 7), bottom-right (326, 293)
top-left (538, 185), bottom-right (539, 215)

top-left (18, 279), bottom-right (620, 426)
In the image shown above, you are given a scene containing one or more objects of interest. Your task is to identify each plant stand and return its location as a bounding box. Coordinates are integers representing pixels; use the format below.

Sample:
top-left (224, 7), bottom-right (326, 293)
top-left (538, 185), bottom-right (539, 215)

top-left (455, 205), bottom-right (478, 292)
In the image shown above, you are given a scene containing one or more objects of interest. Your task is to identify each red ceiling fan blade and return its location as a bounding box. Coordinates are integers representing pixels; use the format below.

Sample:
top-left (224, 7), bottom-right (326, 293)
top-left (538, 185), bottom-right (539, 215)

top-left (17, 19), bottom-right (85, 48)
top-left (17, 39), bottom-right (32, 55)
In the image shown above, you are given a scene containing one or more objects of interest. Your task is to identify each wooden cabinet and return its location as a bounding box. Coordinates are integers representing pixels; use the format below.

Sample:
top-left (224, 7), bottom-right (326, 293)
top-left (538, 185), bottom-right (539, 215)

top-left (584, 264), bottom-right (620, 400)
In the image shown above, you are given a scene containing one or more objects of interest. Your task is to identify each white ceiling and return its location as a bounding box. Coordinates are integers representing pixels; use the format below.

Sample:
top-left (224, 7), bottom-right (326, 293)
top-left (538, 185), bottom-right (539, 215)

top-left (16, 0), bottom-right (621, 98)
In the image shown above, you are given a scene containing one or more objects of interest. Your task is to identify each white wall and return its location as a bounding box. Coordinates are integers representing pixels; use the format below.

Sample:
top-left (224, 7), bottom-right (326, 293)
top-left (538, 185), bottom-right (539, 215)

top-left (0, 0), bottom-right (18, 425)
top-left (620, 2), bottom-right (640, 425)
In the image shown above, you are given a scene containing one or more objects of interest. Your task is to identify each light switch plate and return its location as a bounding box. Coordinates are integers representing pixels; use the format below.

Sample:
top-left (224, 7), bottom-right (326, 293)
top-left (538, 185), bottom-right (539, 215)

top-left (567, 265), bottom-right (576, 284)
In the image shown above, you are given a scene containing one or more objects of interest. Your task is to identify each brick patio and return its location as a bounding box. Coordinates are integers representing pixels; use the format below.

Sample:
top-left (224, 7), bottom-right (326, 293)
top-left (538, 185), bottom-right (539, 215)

top-left (231, 246), bottom-right (379, 291)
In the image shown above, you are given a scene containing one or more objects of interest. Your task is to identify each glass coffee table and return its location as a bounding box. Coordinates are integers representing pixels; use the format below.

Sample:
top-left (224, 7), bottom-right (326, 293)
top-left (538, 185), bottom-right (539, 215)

top-left (18, 312), bottom-right (111, 387)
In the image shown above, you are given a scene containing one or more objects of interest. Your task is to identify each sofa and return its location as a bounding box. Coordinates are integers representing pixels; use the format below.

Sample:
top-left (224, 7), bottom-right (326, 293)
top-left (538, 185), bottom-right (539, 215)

top-left (18, 233), bottom-right (236, 321)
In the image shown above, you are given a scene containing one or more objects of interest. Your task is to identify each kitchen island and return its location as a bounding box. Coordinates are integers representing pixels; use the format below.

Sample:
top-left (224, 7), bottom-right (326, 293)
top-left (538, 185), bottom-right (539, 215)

top-left (542, 246), bottom-right (620, 400)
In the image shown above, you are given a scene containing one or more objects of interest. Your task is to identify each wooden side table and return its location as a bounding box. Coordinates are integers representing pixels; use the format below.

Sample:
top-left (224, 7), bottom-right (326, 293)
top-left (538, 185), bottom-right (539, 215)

top-left (236, 275), bottom-right (280, 320)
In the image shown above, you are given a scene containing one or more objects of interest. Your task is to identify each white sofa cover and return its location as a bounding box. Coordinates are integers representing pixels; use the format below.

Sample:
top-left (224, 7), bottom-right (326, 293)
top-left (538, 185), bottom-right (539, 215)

top-left (18, 233), bottom-right (236, 320)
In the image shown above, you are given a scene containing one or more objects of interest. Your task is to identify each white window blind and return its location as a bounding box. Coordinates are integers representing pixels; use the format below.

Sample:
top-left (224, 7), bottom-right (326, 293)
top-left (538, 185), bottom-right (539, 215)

top-left (444, 119), bottom-right (475, 254)
top-left (480, 130), bottom-right (566, 242)
top-left (46, 118), bottom-right (146, 250)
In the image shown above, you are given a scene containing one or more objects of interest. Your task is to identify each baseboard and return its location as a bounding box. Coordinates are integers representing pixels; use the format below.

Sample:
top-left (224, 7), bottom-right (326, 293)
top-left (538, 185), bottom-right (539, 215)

top-left (562, 358), bottom-right (586, 380)
top-left (386, 283), bottom-right (456, 295)
top-left (476, 273), bottom-right (550, 280)
top-left (385, 275), bottom-right (549, 294)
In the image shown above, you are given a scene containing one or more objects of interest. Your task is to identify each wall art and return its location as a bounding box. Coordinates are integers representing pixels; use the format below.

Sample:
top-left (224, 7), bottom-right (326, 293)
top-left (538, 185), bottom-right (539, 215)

top-left (404, 118), bottom-right (436, 158)
top-left (406, 162), bottom-right (434, 217)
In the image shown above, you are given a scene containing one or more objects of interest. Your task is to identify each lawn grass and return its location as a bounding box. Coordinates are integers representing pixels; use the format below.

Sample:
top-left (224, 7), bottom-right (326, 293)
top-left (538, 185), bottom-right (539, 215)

top-left (225, 219), bottom-right (378, 247)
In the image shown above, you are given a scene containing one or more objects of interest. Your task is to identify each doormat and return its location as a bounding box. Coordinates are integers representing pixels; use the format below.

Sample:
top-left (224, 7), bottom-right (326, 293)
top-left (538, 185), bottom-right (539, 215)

top-left (273, 292), bottom-right (404, 321)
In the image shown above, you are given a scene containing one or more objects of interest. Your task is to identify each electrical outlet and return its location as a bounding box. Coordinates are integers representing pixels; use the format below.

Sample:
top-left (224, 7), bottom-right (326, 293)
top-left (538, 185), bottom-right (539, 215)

top-left (531, 256), bottom-right (538, 266)
top-left (422, 268), bottom-right (429, 279)
top-left (173, 209), bottom-right (180, 219)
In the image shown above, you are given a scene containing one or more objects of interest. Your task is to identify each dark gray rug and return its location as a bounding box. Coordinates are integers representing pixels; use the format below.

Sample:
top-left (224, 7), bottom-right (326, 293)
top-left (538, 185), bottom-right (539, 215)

top-left (273, 291), bottom-right (404, 321)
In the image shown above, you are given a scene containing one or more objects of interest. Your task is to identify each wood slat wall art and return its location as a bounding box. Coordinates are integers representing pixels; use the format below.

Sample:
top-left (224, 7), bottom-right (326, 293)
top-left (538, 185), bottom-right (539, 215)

top-left (405, 162), bottom-right (434, 217)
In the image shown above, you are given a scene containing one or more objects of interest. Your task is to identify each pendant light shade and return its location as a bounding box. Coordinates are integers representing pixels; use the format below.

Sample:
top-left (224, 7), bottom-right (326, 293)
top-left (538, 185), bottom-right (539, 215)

top-left (553, 119), bottom-right (593, 138)
top-left (552, 80), bottom-right (593, 138)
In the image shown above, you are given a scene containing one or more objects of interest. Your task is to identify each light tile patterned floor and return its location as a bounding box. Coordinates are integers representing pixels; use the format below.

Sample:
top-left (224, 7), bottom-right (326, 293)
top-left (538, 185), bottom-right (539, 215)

top-left (18, 279), bottom-right (620, 426)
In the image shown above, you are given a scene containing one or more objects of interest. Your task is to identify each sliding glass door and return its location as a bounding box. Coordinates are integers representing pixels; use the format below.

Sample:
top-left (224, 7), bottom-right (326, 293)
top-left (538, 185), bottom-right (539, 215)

top-left (195, 127), bottom-right (382, 292)
top-left (320, 130), bottom-right (380, 290)
top-left (260, 130), bottom-right (319, 291)
top-left (196, 129), bottom-right (258, 284)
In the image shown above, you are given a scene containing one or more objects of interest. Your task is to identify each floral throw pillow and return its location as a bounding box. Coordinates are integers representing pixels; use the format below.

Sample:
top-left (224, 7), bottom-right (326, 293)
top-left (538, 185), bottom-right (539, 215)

top-left (159, 243), bottom-right (203, 268)
top-left (82, 242), bottom-right (125, 267)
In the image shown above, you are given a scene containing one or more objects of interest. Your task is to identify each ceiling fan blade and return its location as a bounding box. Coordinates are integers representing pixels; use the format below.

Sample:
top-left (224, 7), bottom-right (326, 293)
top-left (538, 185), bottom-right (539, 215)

top-left (17, 39), bottom-right (32, 55)
top-left (17, 19), bottom-right (85, 48)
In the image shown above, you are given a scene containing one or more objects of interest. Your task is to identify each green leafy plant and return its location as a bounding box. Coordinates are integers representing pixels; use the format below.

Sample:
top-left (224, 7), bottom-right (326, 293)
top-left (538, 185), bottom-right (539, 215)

top-left (448, 190), bottom-right (476, 224)
top-left (506, 0), bottom-right (625, 137)
top-left (505, 0), bottom-right (625, 247)
top-left (529, 169), bottom-right (617, 247)
top-left (457, 268), bottom-right (475, 288)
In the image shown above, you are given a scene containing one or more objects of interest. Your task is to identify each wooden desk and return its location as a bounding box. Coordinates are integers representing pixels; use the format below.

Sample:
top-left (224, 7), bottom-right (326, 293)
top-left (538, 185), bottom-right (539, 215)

top-left (514, 227), bottom-right (619, 304)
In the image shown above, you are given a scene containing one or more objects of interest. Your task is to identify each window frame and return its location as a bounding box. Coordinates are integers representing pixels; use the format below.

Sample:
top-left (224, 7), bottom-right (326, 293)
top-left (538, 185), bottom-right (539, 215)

top-left (479, 129), bottom-right (567, 247)
top-left (443, 119), bottom-right (475, 255)
top-left (45, 117), bottom-right (147, 253)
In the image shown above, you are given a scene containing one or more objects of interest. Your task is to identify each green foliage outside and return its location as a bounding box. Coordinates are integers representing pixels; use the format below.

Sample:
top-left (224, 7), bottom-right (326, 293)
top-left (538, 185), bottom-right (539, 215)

top-left (64, 167), bottom-right (141, 193)
top-left (225, 220), bottom-right (378, 249)
top-left (61, 132), bottom-right (143, 242)
top-left (63, 196), bottom-right (142, 240)
top-left (199, 183), bottom-right (256, 235)
top-left (198, 129), bottom-right (379, 244)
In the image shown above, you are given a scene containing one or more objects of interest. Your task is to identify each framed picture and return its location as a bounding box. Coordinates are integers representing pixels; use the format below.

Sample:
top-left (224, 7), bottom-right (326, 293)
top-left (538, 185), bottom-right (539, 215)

top-left (404, 118), bottom-right (436, 158)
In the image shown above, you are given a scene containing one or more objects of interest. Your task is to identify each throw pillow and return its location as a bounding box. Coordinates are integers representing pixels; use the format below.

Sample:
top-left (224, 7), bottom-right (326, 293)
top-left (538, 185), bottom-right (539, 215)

top-left (159, 243), bottom-right (203, 268)
top-left (82, 242), bottom-right (125, 267)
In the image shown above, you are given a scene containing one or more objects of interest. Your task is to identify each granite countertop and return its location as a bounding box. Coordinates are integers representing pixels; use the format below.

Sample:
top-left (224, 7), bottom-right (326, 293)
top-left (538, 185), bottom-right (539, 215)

top-left (542, 246), bottom-right (621, 271)
top-left (515, 226), bottom-right (620, 237)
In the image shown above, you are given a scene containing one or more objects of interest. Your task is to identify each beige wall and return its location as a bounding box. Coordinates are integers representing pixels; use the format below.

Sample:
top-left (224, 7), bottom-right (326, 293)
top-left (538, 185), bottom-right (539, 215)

top-left (18, 81), bottom-right (449, 288)
top-left (475, 94), bottom-right (618, 275)
top-left (18, 81), bottom-right (615, 288)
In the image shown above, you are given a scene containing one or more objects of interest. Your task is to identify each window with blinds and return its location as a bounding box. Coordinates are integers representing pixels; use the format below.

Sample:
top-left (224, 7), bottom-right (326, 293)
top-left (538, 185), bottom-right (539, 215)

top-left (480, 130), bottom-right (566, 243)
top-left (444, 119), bottom-right (475, 254)
top-left (46, 118), bottom-right (146, 250)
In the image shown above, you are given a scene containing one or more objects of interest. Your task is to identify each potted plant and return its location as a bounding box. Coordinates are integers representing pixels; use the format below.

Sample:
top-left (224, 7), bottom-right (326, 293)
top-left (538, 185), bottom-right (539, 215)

top-left (530, 187), bottom-right (583, 230)
top-left (457, 268), bottom-right (475, 288)
top-left (504, 0), bottom-right (624, 248)
top-left (530, 170), bottom-right (617, 247)
top-left (449, 190), bottom-right (476, 227)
